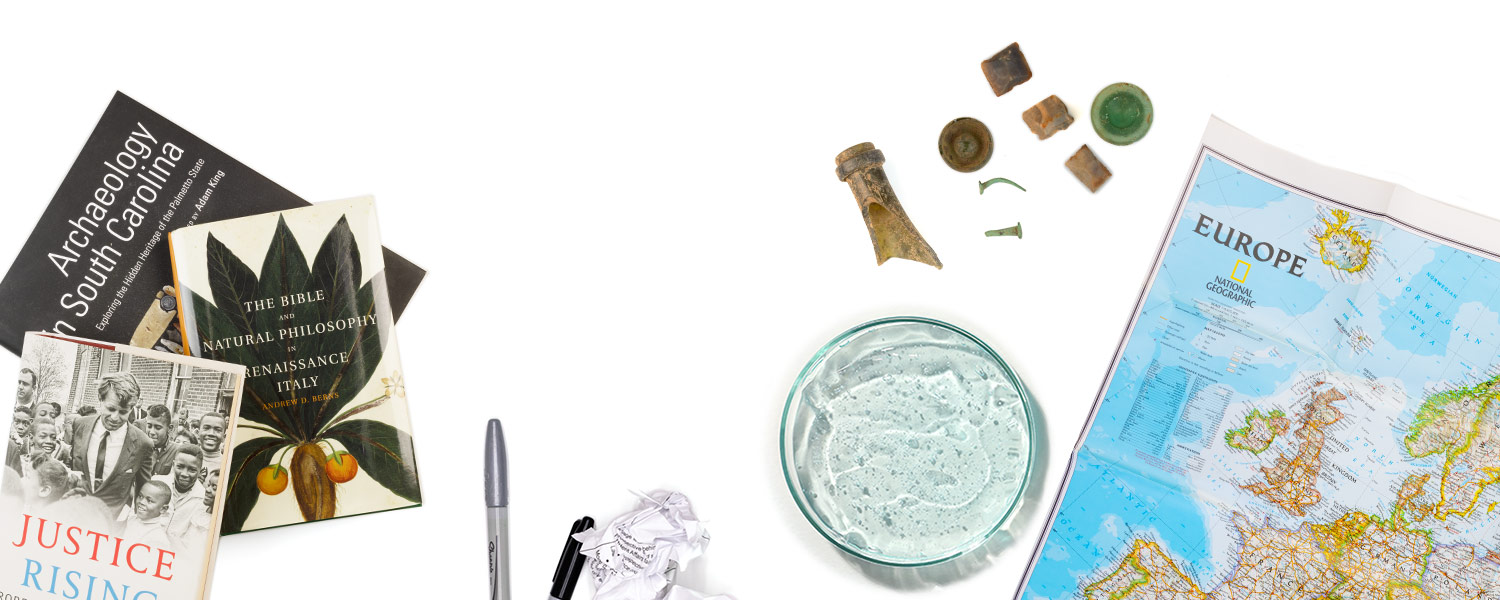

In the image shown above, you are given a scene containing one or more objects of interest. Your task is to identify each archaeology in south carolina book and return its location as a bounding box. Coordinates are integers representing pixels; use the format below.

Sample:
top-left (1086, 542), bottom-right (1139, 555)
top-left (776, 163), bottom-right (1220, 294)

top-left (0, 92), bottom-right (426, 358)
top-left (1, 332), bottom-right (246, 600)
top-left (167, 196), bottom-right (419, 534)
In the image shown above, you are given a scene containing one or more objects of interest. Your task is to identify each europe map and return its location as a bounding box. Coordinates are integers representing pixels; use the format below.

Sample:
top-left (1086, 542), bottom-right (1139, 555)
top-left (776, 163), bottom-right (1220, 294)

top-left (1020, 153), bottom-right (1500, 600)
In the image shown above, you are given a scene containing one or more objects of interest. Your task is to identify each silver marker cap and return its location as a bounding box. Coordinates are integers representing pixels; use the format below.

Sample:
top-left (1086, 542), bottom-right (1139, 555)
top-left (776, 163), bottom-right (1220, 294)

top-left (485, 419), bottom-right (508, 507)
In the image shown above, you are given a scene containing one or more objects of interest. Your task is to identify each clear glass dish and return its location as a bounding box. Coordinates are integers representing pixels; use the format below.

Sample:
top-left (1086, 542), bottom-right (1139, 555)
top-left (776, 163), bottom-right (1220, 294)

top-left (780, 317), bottom-right (1034, 566)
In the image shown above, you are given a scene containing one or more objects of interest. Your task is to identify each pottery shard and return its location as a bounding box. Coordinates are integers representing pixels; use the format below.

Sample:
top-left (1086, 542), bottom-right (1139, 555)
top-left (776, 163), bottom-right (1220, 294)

top-left (1066, 145), bottom-right (1111, 192)
top-left (981, 43), bottom-right (1031, 97)
top-left (1022, 95), bottom-right (1073, 140)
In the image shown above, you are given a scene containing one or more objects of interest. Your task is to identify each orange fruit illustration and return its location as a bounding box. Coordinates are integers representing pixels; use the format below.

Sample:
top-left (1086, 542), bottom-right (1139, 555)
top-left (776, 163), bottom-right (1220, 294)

top-left (325, 451), bottom-right (359, 483)
top-left (257, 465), bottom-right (289, 495)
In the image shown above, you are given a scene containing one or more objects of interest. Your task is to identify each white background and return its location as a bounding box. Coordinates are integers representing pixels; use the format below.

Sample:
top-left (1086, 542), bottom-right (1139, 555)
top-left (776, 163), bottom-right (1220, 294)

top-left (1, 2), bottom-right (1498, 599)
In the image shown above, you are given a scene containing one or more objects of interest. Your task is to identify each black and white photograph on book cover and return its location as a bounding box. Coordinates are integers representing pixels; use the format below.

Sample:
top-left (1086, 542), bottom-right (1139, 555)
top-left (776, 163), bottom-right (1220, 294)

top-left (0, 334), bottom-right (241, 600)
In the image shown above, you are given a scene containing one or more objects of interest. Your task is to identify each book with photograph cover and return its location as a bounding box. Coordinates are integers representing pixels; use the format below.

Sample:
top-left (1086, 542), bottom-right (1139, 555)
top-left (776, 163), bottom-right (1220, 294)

top-left (2, 331), bottom-right (245, 600)
top-left (0, 91), bottom-right (425, 357)
top-left (167, 196), bottom-right (419, 534)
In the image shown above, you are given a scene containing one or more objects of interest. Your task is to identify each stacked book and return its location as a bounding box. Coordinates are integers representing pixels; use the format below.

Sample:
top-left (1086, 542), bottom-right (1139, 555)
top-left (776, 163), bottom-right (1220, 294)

top-left (0, 93), bottom-right (424, 599)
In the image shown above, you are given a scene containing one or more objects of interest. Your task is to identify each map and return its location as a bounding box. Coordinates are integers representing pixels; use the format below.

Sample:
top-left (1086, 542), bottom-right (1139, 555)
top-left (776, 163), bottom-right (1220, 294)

top-left (1018, 135), bottom-right (1500, 600)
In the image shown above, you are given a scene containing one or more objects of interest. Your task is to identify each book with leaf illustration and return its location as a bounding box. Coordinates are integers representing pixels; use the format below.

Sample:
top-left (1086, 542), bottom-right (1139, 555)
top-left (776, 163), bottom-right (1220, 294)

top-left (167, 196), bottom-right (419, 533)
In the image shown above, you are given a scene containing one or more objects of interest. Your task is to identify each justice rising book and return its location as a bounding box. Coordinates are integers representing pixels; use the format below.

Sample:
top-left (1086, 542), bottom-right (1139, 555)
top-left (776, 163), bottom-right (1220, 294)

top-left (2, 332), bottom-right (245, 600)
top-left (167, 196), bottom-right (420, 533)
top-left (0, 91), bottom-right (426, 357)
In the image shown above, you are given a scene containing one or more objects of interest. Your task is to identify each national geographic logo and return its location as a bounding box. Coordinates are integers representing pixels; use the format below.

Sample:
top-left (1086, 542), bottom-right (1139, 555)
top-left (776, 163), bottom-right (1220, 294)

top-left (1208, 269), bottom-right (1255, 307)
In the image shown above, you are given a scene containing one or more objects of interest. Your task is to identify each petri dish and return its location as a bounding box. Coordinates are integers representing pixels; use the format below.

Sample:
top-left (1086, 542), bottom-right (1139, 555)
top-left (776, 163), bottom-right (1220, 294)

top-left (780, 317), bottom-right (1034, 566)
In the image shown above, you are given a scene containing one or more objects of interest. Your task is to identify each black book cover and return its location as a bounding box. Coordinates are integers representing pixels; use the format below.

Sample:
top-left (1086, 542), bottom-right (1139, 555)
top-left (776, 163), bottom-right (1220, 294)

top-left (0, 92), bottom-right (424, 356)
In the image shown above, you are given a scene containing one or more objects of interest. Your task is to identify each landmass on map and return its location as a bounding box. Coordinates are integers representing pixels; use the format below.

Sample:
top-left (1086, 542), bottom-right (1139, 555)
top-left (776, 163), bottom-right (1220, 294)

top-left (1224, 408), bottom-right (1289, 454)
top-left (1333, 317), bottom-right (1374, 356)
top-left (1080, 373), bottom-right (1500, 600)
top-left (1083, 539), bottom-right (1206, 600)
top-left (1404, 373), bottom-right (1500, 521)
top-left (1238, 383), bottom-right (1345, 517)
top-left (1308, 207), bottom-right (1384, 284)
top-left (1083, 502), bottom-right (1496, 600)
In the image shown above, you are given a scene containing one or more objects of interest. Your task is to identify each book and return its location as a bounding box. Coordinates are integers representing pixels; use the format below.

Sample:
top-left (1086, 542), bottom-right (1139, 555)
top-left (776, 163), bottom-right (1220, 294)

top-left (1, 331), bottom-right (246, 600)
top-left (0, 92), bottom-right (426, 357)
top-left (167, 196), bottom-right (420, 533)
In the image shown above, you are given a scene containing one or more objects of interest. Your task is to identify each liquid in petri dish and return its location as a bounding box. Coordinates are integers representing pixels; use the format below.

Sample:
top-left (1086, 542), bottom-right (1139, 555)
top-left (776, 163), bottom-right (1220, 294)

top-left (788, 319), bottom-right (1031, 564)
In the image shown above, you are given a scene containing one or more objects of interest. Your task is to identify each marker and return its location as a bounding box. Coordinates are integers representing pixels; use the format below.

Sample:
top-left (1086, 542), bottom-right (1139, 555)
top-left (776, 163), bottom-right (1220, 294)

top-left (486, 419), bottom-right (510, 600)
top-left (548, 517), bottom-right (594, 600)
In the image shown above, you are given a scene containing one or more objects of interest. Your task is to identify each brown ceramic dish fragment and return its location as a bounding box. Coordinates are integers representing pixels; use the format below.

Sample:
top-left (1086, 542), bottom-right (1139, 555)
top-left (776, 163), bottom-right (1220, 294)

top-left (938, 117), bottom-right (993, 173)
top-left (1022, 95), bottom-right (1073, 140)
top-left (981, 43), bottom-right (1031, 97)
top-left (835, 143), bottom-right (943, 269)
top-left (1066, 145), bottom-right (1111, 192)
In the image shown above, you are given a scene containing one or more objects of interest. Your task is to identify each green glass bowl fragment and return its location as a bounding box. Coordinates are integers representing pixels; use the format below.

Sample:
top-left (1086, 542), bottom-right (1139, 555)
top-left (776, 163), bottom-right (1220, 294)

top-left (1091, 83), bottom-right (1153, 145)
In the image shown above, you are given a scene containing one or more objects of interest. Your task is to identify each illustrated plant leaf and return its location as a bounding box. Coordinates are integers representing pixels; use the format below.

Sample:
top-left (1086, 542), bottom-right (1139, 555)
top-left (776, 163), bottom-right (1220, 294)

top-left (200, 234), bottom-right (315, 437)
top-left (322, 419), bottom-right (421, 503)
top-left (310, 216), bottom-right (361, 322)
top-left (189, 289), bottom-right (292, 438)
top-left (320, 392), bottom-right (391, 435)
top-left (253, 217), bottom-right (310, 351)
top-left (205, 232), bottom-right (260, 336)
top-left (274, 217), bottom-right (382, 435)
top-left (252, 216), bottom-right (315, 438)
top-left (222, 436), bottom-right (288, 534)
top-left (297, 217), bottom-right (373, 433)
top-left (262, 216), bottom-right (311, 291)
top-left (314, 273), bottom-right (390, 427)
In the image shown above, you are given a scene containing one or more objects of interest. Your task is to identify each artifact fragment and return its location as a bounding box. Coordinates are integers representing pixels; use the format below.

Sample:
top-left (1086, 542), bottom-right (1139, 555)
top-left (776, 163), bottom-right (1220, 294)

top-left (978, 177), bottom-right (1026, 194)
top-left (938, 117), bottom-right (993, 173)
top-left (129, 285), bottom-right (179, 348)
top-left (985, 223), bottom-right (1023, 239)
top-left (981, 42), bottom-right (1032, 97)
top-left (1022, 95), bottom-right (1073, 140)
top-left (1091, 83), bottom-right (1153, 145)
top-left (1066, 145), bottom-right (1111, 192)
top-left (836, 143), bottom-right (943, 269)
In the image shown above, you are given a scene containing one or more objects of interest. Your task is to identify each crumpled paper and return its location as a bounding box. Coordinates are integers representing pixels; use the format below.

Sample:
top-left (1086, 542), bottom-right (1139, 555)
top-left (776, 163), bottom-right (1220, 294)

top-left (572, 490), bottom-right (733, 600)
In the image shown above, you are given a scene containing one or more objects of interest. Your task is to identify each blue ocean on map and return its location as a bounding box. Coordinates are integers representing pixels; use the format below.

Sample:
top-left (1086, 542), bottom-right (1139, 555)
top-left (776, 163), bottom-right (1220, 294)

top-left (1026, 453), bottom-right (1213, 599)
